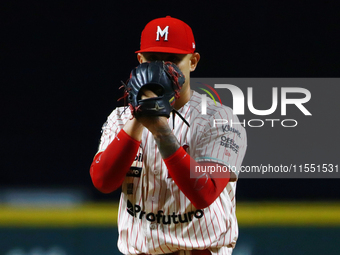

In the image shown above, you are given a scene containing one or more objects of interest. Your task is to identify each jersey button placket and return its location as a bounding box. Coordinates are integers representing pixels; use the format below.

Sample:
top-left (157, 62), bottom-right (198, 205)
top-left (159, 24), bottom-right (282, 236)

top-left (149, 223), bottom-right (157, 230)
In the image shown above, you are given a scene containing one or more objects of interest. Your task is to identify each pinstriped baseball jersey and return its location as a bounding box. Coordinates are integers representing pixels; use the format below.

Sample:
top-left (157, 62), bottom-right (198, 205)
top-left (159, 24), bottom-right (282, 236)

top-left (98, 91), bottom-right (247, 255)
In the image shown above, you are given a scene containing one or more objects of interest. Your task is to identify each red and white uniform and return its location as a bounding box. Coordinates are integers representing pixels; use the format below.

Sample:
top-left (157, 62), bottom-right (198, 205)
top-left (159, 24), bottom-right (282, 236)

top-left (98, 91), bottom-right (247, 255)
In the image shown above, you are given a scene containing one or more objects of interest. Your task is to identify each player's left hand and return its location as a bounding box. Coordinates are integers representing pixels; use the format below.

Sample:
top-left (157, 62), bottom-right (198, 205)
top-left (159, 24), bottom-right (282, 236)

top-left (122, 61), bottom-right (185, 122)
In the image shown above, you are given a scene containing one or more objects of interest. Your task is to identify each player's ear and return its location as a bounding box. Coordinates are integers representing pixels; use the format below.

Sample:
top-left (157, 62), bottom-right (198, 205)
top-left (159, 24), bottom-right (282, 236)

top-left (137, 53), bottom-right (146, 64)
top-left (189, 52), bottom-right (200, 72)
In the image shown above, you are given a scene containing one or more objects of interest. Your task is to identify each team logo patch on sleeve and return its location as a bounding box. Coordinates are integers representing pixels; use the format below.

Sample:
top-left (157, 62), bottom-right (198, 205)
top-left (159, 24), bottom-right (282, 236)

top-left (221, 124), bottom-right (241, 138)
top-left (220, 136), bottom-right (239, 153)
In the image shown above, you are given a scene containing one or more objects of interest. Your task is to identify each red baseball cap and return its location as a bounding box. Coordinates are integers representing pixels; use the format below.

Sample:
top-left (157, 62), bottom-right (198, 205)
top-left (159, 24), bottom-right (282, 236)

top-left (136, 16), bottom-right (196, 54)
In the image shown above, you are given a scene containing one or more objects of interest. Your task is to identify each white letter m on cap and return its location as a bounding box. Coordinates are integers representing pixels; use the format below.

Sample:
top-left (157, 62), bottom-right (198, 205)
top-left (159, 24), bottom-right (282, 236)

top-left (156, 26), bottom-right (169, 41)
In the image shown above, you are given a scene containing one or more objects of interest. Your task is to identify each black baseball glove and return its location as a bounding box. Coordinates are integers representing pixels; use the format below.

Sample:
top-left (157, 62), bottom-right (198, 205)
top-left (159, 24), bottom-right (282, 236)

top-left (120, 61), bottom-right (190, 127)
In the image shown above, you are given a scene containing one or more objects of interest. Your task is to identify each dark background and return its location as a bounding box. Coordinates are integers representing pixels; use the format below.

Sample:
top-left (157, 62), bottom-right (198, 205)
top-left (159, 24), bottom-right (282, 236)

top-left (2, 1), bottom-right (339, 202)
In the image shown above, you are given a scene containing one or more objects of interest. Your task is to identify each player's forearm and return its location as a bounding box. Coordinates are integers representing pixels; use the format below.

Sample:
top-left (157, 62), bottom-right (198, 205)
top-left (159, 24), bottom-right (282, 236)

top-left (123, 118), bottom-right (144, 141)
top-left (152, 126), bottom-right (181, 159)
top-left (164, 147), bottom-right (230, 209)
top-left (90, 129), bottom-right (141, 193)
top-left (151, 124), bottom-right (229, 208)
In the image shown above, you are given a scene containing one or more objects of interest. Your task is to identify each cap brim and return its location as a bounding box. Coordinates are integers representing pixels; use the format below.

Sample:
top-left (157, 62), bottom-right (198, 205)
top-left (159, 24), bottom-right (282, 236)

top-left (135, 46), bottom-right (193, 54)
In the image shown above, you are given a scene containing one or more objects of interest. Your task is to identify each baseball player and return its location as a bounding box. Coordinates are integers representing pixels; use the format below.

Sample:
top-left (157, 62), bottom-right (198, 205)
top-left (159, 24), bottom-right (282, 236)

top-left (90, 16), bottom-right (247, 255)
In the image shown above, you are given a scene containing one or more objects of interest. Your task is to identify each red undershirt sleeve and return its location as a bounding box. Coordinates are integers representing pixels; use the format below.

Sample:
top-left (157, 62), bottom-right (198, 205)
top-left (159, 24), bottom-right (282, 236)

top-left (90, 129), bottom-right (141, 193)
top-left (164, 147), bottom-right (230, 209)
